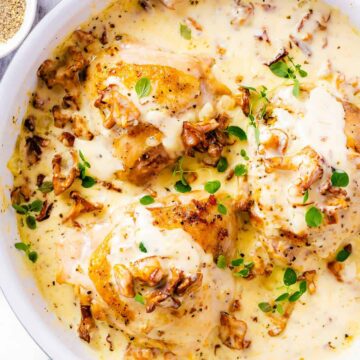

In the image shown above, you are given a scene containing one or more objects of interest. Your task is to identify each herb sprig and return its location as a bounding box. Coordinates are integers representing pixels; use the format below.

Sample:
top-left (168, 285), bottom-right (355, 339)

top-left (15, 242), bottom-right (38, 263)
top-left (269, 55), bottom-right (308, 97)
top-left (173, 156), bottom-right (193, 193)
top-left (12, 199), bottom-right (43, 230)
top-left (78, 151), bottom-right (96, 188)
top-left (258, 268), bottom-right (307, 314)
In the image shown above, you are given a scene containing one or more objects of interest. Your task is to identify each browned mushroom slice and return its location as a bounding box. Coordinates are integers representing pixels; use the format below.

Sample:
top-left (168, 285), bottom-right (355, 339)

top-left (26, 135), bottom-right (49, 166)
top-left (63, 191), bottom-right (103, 226)
top-left (71, 115), bottom-right (94, 140)
top-left (36, 200), bottom-right (54, 222)
top-left (235, 87), bottom-right (251, 116)
top-left (52, 105), bottom-right (71, 128)
top-left (38, 46), bottom-right (89, 109)
top-left (268, 302), bottom-right (295, 337)
top-left (114, 264), bottom-right (135, 298)
top-left (94, 84), bottom-right (141, 129)
top-left (59, 132), bottom-right (76, 147)
top-left (219, 312), bottom-right (251, 350)
top-left (11, 183), bottom-right (32, 204)
top-left (264, 146), bottom-right (324, 195)
top-left (343, 102), bottom-right (360, 153)
top-left (130, 256), bottom-right (166, 287)
top-left (181, 117), bottom-right (230, 165)
top-left (52, 151), bottom-right (79, 195)
top-left (113, 123), bottom-right (172, 186)
top-left (78, 304), bottom-right (95, 343)
top-left (149, 195), bottom-right (237, 259)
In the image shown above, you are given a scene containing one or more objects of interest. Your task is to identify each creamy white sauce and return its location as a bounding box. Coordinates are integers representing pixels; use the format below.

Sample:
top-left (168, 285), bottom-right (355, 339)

top-left (8, 0), bottom-right (360, 359)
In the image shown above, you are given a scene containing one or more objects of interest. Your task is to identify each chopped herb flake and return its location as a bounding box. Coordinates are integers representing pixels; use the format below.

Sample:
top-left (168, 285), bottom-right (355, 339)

top-left (204, 180), bottom-right (221, 194)
top-left (139, 242), bottom-right (148, 253)
top-left (217, 255), bottom-right (227, 269)
top-left (227, 126), bottom-right (247, 141)
top-left (234, 164), bottom-right (247, 177)
top-left (140, 195), bottom-right (155, 205)
top-left (217, 157), bottom-right (228, 173)
top-left (135, 77), bottom-right (151, 98)
top-left (134, 293), bottom-right (145, 305)
top-left (217, 203), bottom-right (227, 215)
top-left (305, 206), bottom-right (323, 228)
top-left (331, 170), bottom-right (349, 188)
top-left (258, 302), bottom-right (272, 313)
top-left (180, 23), bottom-right (191, 40)
top-left (283, 268), bottom-right (297, 286)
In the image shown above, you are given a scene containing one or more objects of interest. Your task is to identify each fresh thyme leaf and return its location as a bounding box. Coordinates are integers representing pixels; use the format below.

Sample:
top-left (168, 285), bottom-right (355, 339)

top-left (180, 23), bottom-right (192, 40)
top-left (204, 180), bottom-right (221, 194)
top-left (289, 291), bottom-right (302, 302)
top-left (82, 176), bottom-right (96, 188)
top-left (140, 195), bottom-right (155, 205)
top-left (135, 77), bottom-right (151, 98)
top-left (299, 280), bottom-right (307, 294)
top-left (245, 262), bottom-right (254, 269)
top-left (275, 293), bottom-right (289, 302)
top-left (217, 255), bottom-right (227, 269)
top-left (12, 204), bottom-right (28, 215)
top-left (227, 126), bottom-right (247, 141)
top-left (38, 181), bottom-right (54, 194)
top-left (303, 189), bottom-right (309, 204)
top-left (331, 170), bottom-right (349, 187)
top-left (15, 242), bottom-right (30, 252)
top-left (283, 268), bottom-right (297, 286)
top-left (29, 200), bottom-right (43, 213)
top-left (134, 293), bottom-right (145, 305)
top-left (235, 268), bottom-right (250, 278)
top-left (28, 251), bottom-right (38, 263)
top-left (79, 151), bottom-right (91, 168)
top-left (293, 79), bottom-right (300, 97)
top-left (276, 304), bottom-right (284, 315)
top-left (139, 242), bottom-right (148, 253)
top-left (234, 164), bottom-right (247, 177)
top-left (217, 157), bottom-right (228, 173)
top-left (269, 61), bottom-right (290, 78)
top-left (26, 215), bottom-right (37, 230)
top-left (217, 203), bottom-right (227, 215)
top-left (258, 302), bottom-right (272, 313)
top-left (305, 206), bottom-right (323, 228)
top-left (231, 258), bottom-right (244, 267)
top-left (175, 180), bottom-right (192, 193)
top-left (240, 149), bottom-right (249, 161)
top-left (336, 245), bottom-right (352, 262)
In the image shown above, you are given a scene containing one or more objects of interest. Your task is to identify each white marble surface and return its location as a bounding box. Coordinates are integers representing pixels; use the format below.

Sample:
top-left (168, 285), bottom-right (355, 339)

top-left (0, 2), bottom-right (62, 359)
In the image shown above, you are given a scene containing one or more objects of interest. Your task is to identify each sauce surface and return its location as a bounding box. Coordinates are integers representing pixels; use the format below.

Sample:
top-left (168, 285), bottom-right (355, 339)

top-left (8, 0), bottom-right (360, 359)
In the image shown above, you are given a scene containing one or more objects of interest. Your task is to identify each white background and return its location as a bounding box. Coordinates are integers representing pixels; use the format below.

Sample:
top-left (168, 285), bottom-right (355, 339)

top-left (0, 2), bottom-right (61, 359)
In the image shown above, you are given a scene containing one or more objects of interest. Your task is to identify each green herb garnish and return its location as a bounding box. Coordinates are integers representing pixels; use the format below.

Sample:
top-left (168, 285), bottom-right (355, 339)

top-left (139, 242), bottom-right (148, 253)
top-left (15, 242), bottom-right (38, 263)
top-left (135, 77), bottom-right (151, 98)
top-left (204, 180), bottom-right (221, 194)
top-left (240, 149), bottom-right (249, 161)
top-left (302, 189), bottom-right (309, 204)
top-left (140, 195), bottom-right (155, 205)
top-left (134, 293), bottom-right (145, 305)
top-left (12, 199), bottom-right (44, 229)
top-left (78, 151), bottom-right (96, 188)
top-left (305, 206), bottom-right (323, 228)
top-left (275, 292), bottom-right (289, 302)
top-left (283, 268), bottom-right (297, 286)
top-left (258, 302), bottom-right (272, 313)
top-left (231, 258), bottom-right (244, 267)
top-left (234, 164), bottom-right (247, 177)
top-left (38, 181), bottom-right (54, 194)
top-left (217, 157), bottom-right (228, 173)
top-left (217, 255), bottom-right (227, 269)
top-left (269, 55), bottom-right (308, 97)
top-left (180, 23), bottom-right (191, 40)
top-left (217, 203), bottom-right (227, 215)
top-left (331, 170), bottom-right (349, 188)
top-left (175, 180), bottom-right (192, 193)
top-left (336, 245), bottom-right (352, 262)
top-left (227, 126), bottom-right (247, 141)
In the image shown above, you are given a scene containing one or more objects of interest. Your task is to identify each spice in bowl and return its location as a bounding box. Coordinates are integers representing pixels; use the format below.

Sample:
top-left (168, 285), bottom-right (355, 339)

top-left (0, 0), bottom-right (26, 43)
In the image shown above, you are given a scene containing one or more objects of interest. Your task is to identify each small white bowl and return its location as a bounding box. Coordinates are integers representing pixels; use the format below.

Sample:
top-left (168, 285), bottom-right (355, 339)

top-left (0, 0), bottom-right (37, 59)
